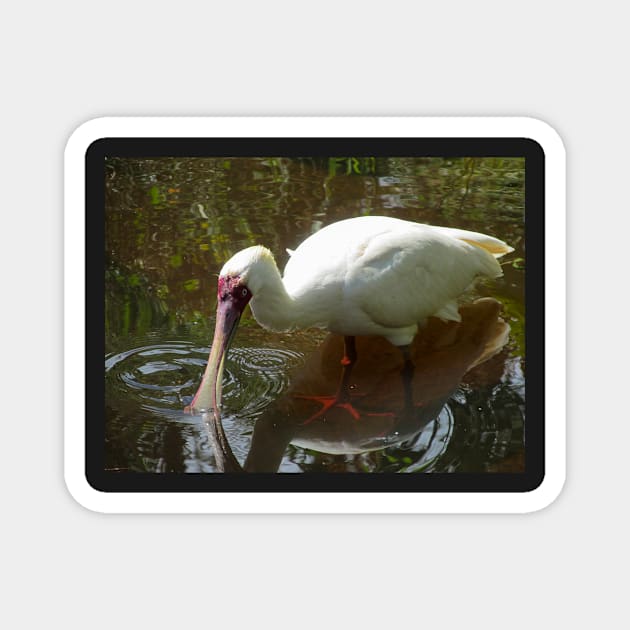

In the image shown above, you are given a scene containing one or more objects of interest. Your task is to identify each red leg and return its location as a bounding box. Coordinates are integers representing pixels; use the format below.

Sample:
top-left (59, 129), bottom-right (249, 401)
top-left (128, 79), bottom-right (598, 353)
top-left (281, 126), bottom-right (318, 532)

top-left (294, 338), bottom-right (416, 424)
top-left (337, 336), bottom-right (357, 401)
top-left (294, 336), bottom-right (365, 423)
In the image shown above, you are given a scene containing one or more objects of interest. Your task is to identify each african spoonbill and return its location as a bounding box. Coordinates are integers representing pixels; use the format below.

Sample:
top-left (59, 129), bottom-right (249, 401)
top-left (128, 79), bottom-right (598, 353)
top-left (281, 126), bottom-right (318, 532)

top-left (185, 215), bottom-right (513, 465)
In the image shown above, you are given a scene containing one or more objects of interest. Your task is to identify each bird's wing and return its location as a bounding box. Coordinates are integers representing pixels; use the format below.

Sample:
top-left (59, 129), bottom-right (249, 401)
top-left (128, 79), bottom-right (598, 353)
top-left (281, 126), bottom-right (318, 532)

top-left (344, 227), bottom-right (502, 329)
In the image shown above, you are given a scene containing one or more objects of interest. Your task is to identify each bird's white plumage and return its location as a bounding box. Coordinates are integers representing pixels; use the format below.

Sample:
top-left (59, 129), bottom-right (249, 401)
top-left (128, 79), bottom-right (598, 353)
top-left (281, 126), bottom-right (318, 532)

top-left (224, 216), bottom-right (512, 347)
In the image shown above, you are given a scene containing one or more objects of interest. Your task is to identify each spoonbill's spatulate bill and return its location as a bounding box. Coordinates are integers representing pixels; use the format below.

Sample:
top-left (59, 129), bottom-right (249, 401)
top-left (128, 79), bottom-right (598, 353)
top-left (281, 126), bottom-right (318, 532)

top-left (185, 216), bottom-right (513, 461)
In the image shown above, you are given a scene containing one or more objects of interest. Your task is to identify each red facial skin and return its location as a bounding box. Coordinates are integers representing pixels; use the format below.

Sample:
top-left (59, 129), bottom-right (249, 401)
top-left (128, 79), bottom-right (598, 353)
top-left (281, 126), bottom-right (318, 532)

top-left (217, 275), bottom-right (252, 313)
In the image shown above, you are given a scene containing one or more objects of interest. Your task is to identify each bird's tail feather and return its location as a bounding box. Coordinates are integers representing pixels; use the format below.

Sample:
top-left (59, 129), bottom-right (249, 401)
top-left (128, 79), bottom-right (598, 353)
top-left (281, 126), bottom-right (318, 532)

top-left (431, 226), bottom-right (514, 258)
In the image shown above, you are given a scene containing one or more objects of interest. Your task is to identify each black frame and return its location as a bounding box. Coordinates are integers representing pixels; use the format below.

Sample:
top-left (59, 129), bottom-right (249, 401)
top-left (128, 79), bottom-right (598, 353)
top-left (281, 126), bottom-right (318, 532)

top-left (87, 137), bottom-right (545, 493)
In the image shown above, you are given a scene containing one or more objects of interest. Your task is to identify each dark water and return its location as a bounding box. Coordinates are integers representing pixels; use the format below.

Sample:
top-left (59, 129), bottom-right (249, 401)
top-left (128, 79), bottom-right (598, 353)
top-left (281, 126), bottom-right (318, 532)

top-left (105, 156), bottom-right (525, 473)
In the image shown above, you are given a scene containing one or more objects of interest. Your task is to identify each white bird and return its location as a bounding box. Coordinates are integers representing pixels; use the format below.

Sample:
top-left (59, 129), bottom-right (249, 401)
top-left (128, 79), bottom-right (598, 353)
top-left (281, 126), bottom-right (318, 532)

top-left (186, 215), bottom-right (514, 440)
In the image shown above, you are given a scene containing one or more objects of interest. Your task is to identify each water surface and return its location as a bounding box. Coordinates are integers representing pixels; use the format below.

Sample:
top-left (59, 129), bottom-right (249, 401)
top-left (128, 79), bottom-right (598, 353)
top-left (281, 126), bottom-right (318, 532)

top-left (104, 156), bottom-right (525, 473)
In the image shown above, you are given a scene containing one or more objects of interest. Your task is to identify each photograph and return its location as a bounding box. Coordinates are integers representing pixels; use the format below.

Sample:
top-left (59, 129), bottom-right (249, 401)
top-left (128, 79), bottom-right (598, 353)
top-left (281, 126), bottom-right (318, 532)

top-left (99, 146), bottom-right (535, 483)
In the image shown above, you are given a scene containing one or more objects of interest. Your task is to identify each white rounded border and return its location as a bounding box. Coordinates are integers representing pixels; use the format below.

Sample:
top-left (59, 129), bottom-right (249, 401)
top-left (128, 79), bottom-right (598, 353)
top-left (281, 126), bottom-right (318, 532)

top-left (64, 116), bottom-right (565, 513)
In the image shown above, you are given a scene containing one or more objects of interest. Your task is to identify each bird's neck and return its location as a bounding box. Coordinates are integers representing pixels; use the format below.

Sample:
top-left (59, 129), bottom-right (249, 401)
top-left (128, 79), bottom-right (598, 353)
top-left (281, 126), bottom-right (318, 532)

top-left (248, 258), bottom-right (303, 332)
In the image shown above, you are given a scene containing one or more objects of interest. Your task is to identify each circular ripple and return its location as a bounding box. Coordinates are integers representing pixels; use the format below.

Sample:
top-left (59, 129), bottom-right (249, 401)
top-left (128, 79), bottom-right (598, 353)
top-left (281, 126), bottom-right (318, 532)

top-left (106, 341), bottom-right (211, 417)
top-left (224, 347), bottom-right (303, 416)
top-left (105, 341), bottom-right (302, 420)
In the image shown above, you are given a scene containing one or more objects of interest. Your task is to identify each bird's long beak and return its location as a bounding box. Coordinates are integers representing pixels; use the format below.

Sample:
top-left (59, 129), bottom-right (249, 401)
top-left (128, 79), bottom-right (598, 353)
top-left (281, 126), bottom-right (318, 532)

top-left (185, 294), bottom-right (245, 472)
top-left (186, 296), bottom-right (243, 416)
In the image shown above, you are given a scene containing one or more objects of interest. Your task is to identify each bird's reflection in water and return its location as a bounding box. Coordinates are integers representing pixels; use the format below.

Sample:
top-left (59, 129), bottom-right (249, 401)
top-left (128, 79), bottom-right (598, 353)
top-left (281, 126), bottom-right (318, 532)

top-left (237, 297), bottom-right (510, 472)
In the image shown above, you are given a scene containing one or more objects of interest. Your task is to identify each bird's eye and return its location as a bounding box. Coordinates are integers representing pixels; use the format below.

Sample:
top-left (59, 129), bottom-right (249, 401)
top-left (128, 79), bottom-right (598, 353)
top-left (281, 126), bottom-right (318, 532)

top-left (241, 288), bottom-right (248, 297)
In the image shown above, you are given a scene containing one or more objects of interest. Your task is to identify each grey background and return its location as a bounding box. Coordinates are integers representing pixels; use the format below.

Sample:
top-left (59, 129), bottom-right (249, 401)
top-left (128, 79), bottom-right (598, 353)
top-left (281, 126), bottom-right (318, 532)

top-left (3, 1), bottom-right (624, 627)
